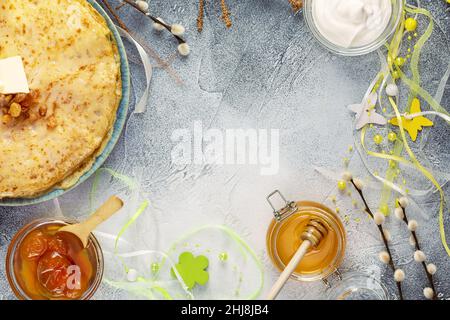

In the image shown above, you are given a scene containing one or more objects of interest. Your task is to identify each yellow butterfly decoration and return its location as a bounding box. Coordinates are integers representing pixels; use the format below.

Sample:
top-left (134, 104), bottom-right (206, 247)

top-left (390, 98), bottom-right (434, 141)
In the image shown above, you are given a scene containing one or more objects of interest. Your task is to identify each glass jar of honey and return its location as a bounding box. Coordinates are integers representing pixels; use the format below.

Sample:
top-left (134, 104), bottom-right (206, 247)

top-left (6, 218), bottom-right (104, 300)
top-left (266, 190), bottom-right (346, 282)
top-left (266, 190), bottom-right (389, 299)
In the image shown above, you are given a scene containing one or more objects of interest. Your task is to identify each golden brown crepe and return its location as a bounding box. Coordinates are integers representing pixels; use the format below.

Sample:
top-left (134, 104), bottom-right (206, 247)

top-left (0, 0), bottom-right (122, 199)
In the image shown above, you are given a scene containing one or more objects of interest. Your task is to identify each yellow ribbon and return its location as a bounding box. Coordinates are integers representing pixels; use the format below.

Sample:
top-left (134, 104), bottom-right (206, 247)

top-left (399, 6), bottom-right (450, 117)
top-left (389, 97), bottom-right (449, 256)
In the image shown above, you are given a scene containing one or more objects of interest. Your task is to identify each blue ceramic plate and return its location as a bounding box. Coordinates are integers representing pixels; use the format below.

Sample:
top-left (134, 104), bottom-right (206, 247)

top-left (0, 0), bottom-right (130, 206)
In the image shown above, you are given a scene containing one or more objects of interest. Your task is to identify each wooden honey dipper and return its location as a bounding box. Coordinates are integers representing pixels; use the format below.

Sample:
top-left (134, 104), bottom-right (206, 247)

top-left (266, 218), bottom-right (329, 300)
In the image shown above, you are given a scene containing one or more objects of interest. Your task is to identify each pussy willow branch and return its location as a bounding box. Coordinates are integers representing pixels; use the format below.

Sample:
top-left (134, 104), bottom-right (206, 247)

top-left (350, 179), bottom-right (404, 300)
top-left (100, 0), bottom-right (184, 85)
top-left (400, 206), bottom-right (437, 299)
top-left (121, 0), bottom-right (186, 44)
top-left (115, 2), bottom-right (126, 10)
top-left (102, 0), bottom-right (129, 31)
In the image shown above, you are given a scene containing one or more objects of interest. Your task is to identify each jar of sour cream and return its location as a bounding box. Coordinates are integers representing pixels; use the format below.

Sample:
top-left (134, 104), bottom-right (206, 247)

top-left (304, 0), bottom-right (403, 56)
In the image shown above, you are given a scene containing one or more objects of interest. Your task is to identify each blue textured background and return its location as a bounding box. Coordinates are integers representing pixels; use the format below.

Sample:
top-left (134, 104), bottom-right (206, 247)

top-left (0, 0), bottom-right (449, 300)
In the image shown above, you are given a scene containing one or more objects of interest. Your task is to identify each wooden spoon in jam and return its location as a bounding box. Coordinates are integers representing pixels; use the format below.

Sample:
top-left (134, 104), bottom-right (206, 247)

top-left (59, 196), bottom-right (123, 247)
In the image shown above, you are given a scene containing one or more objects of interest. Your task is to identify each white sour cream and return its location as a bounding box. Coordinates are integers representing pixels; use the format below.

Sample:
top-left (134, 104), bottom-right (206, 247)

top-left (312, 0), bottom-right (392, 48)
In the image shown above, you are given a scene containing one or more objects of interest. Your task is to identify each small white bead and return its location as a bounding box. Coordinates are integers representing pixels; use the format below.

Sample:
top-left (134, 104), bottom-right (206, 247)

top-left (127, 268), bottom-right (138, 282)
top-left (408, 219), bottom-right (418, 231)
top-left (383, 229), bottom-right (391, 242)
top-left (386, 83), bottom-right (399, 97)
top-left (394, 269), bottom-right (405, 282)
top-left (409, 234), bottom-right (416, 246)
top-left (379, 251), bottom-right (390, 264)
top-left (426, 263), bottom-right (437, 275)
top-left (353, 178), bottom-right (364, 190)
top-left (136, 0), bottom-right (149, 12)
top-left (414, 250), bottom-right (426, 262)
top-left (423, 287), bottom-right (434, 299)
top-left (342, 171), bottom-right (352, 181)
top-left (373, 212), bottom-right (385, 225)
top-left (398, 197), bottom-right (409, 208)
top-left (178, 42), bottom-right (190, 56)
top-left (171, 24), bottom-right (185, 36)
top-left (153, 17), bottom-right (166, 31)
top-left (394, 207), bottom-right (404, 220)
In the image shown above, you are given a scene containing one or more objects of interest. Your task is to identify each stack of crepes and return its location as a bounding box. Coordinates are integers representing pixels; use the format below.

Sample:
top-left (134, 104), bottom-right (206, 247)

top-left (0, 0), bottom-right (122, 199)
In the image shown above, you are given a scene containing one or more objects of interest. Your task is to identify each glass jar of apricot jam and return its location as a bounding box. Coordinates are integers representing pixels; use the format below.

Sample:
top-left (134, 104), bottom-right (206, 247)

top-left (6, 218), bottom-right (104, 300)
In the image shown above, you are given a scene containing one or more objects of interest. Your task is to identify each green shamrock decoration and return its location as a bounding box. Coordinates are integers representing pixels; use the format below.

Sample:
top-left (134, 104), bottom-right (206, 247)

top-left (171, 252), bottom-right (209, 290)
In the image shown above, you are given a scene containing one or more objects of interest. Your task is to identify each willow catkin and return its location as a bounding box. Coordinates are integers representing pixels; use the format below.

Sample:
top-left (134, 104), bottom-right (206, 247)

top-left (288, 0), bottom-right (303, 12)
top-left (220, 0), bottom-right (232, 28)
top-left (197, 0), bottom-right (205, 32)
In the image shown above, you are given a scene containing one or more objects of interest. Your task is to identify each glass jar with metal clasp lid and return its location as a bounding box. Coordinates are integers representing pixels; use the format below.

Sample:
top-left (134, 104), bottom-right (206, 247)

top-left (265, 190), bottom-right (389, 300)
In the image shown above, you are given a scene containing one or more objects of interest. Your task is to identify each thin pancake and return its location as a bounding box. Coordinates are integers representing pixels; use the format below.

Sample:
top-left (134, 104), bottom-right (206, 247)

top-left (0, 0), bottom-right (121, 198)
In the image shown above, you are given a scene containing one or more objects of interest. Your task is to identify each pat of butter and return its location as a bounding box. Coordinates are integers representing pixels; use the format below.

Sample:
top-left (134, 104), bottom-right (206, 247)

top-left (0, 56), bottom-right (30, 94)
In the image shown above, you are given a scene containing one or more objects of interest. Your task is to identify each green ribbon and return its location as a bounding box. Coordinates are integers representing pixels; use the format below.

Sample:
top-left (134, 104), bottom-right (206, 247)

top-left (165, 225), bottom-right (265, 300)
top-left (90, 168), bottom-right (264, 299)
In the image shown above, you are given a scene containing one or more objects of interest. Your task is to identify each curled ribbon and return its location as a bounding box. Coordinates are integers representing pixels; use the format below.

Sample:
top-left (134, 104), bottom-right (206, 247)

top-left (164, 224), bottom-right (265, 300)
top-left (398, 5), bottom-right (450, 118)
top-left (388, 97), bottom-right (449, 256)
top-left (117, 27), bottom-right (153, 114)
top-left (89, 168), bottom-right (264, 299)
top-left (89, 168), bottom-right (192, 299)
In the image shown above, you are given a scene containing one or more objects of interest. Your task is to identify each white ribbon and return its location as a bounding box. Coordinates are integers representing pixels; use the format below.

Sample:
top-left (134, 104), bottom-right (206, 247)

top-left (117, 27), bottom-right (153, 114)
top-left (404, 111), bottom-right (450, 122)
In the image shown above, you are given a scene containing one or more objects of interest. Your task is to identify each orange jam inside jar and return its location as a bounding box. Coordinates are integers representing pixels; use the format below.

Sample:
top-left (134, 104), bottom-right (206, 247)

top-left (6, 219), bottom-right (104, 300)
top-left (267, 201), bottom-right (346, 281)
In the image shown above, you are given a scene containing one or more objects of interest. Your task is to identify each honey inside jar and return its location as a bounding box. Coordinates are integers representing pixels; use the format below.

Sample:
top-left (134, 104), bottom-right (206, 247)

top-left (267, 201), bottom-right (346, 281)
top-left (11, 222), bottom-right (99, 300)
top-left (275, 214), bottom-right (338, 274)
